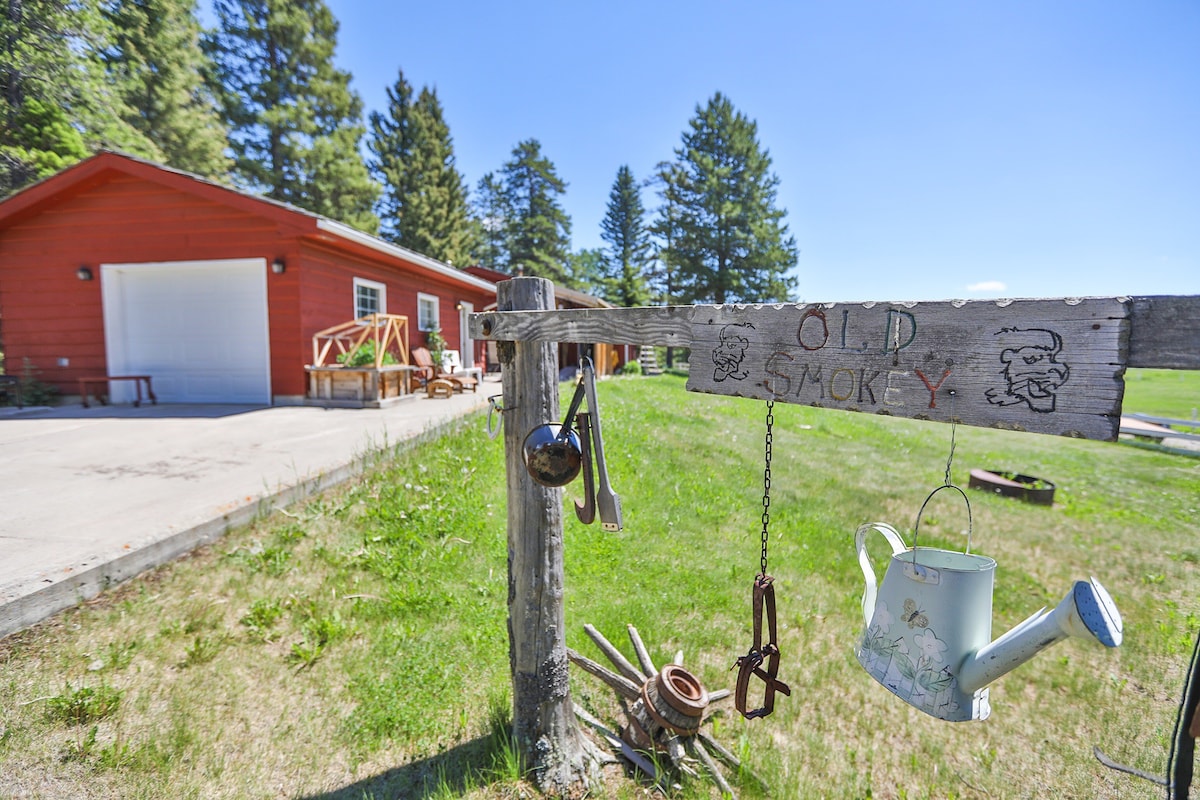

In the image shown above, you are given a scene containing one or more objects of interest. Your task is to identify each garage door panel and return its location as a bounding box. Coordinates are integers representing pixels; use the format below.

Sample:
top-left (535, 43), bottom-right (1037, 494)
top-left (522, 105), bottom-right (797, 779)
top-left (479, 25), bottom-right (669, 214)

top-left (102, 259), bottom-right (271, 404)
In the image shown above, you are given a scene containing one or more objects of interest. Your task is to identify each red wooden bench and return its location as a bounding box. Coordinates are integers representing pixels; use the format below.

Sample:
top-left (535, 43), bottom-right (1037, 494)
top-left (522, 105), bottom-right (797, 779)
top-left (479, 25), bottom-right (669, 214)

top-left (80, 375), bottom-right (157, 408)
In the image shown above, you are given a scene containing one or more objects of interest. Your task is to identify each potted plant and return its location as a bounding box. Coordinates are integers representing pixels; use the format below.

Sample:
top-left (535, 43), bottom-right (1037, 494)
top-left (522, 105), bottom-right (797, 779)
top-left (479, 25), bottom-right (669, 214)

top-left (425, 328), bottom-right (447, 371)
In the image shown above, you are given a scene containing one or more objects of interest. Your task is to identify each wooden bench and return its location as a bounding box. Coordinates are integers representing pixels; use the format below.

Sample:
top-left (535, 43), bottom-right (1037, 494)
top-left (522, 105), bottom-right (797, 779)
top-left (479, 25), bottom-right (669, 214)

top-left (80, 375), bottom-right (157, 408)
top-left (1119, 414), bottom-right (1200, 444)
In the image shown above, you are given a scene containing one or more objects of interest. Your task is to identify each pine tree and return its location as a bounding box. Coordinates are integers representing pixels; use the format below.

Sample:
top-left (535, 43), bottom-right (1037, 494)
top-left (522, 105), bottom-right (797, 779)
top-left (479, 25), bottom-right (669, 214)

top-left (471, 171), bottom-right (509, 270)
top-left (599, 164), bottom-right (651, 307)
top-left (100, 0), bottom-right (229, 178)
top-left (204, 0), bottom-right (378, 231)
top-left (0, 0), bottom-right (150, 193)
top-left (368, 73), bottom-right (474, 265)
top-left (1, 0), bottom-right (77, 147)
top-left (648, 160), bottom-right (683, 305)
top-left (368, 68), bottom-right (414, 241)
top-left (667, 93), bottom-right (797, 304)
top-left (648, 160), bottom-right (685, 367)
top-left (406, 88), bottom-right (475, 266)
top-left (0, 99), bottom-right (87, 192)
top-left (500, 138), bottom-right (570, 281)
top-left (564, 247), bottom-right (605, 296)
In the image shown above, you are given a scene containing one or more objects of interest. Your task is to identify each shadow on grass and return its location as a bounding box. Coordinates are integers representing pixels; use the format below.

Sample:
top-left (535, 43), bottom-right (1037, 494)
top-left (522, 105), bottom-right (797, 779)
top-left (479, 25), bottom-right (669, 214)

top-left (297, 735), bottom-right (503, 800)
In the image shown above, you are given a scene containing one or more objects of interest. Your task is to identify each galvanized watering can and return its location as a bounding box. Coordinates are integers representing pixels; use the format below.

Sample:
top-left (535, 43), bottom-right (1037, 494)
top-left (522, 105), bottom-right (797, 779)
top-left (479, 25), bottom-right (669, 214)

top-left (855, 485), bottom-right (1123, 722)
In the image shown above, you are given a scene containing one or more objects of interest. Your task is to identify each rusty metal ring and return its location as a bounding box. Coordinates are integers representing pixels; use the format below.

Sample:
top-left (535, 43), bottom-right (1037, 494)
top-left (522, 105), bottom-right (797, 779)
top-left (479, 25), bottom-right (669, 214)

top-left (642, 677), bottom-right (699, 736)
top-left (656, 664), bottom-right (709, 717)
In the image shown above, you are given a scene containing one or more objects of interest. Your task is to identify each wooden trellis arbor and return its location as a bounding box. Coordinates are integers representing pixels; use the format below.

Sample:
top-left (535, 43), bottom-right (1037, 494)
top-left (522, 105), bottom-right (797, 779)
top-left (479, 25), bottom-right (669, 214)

top-left (472, 278), bottom-right (1200, 796)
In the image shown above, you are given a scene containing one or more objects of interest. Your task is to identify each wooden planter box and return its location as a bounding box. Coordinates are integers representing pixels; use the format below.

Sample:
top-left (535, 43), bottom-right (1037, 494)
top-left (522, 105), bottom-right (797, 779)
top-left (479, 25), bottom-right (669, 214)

top-left (306, 365), bottom-right (417, 408)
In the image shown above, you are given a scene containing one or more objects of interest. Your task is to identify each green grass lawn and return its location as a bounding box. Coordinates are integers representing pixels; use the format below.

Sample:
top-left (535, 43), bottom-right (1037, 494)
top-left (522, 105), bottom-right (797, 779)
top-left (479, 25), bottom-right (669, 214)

top-left (0, 371), bottom-right (1197, 799)
top-left (1123, 368), bottom-right (1200, 423)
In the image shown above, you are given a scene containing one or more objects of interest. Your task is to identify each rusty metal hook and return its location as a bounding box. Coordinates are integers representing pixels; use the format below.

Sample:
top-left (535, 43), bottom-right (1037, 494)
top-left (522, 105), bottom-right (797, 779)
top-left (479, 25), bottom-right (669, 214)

top-left (732, 573), bottom-right (791, 719)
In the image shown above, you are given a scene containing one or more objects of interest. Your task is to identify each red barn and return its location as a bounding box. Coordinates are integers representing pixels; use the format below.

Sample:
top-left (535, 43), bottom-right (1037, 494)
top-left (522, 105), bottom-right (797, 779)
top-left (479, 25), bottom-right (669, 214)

top-left (0, 152), bottom-right (496, 405)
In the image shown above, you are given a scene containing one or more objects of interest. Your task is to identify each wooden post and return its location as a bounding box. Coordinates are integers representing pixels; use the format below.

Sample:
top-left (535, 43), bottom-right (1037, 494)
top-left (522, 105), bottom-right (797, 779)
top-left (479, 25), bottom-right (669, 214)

top-left (497, 277), bottom-right (595, 793)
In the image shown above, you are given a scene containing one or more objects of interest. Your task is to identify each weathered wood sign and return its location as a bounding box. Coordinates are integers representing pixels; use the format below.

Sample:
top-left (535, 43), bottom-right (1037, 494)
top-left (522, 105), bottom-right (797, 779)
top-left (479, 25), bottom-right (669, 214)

top-left (472, 294), bottom-right (1200, 443)
top-left (687, 299), bottom-right (1126, 440)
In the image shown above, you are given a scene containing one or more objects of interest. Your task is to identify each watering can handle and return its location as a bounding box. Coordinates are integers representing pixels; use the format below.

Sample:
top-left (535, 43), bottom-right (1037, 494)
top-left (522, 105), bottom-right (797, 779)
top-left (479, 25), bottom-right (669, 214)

top-left (855, 522), bottom-right (908, 629)
top-left (913, 483), bottom-right (974, 554)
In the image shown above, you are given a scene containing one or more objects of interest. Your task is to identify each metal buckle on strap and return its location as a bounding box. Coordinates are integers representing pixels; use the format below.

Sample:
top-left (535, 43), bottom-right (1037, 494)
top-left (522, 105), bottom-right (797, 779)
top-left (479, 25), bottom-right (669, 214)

top-left (732, 574), bottom-right (791, 719)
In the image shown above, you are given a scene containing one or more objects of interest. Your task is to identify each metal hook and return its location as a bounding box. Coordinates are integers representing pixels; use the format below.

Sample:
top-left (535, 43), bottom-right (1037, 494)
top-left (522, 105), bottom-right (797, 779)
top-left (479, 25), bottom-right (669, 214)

top-left (486, 394), bottom-right (512, 440)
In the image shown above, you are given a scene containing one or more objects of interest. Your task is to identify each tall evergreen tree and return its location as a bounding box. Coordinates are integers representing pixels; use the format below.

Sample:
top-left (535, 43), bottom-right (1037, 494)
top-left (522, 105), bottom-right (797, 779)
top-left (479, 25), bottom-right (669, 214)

top-left (471, 171), bottom-right (509, 270)
top-left (648, 160), bottom-right (685, 367)
top-left (599, 164), bottom-right (651, 307)
top-left (1, 0), bottom-right (151, 193)
top-left (648, 160), bottom-right (683, 305)
top-left (204, 0), bottom-right (378, 231)
top-left (367, 68), bottom-right (414, 240)
top-left (368, 72), bottom-right (474, 265)
top-left (405, 88), bottom-right (475, 265)
top-left (500, 138), bottom-right (570, 281)
top-left (666, 93), bottom-right (797, 304)
top-left (100, 0), bottom-right (229, 178)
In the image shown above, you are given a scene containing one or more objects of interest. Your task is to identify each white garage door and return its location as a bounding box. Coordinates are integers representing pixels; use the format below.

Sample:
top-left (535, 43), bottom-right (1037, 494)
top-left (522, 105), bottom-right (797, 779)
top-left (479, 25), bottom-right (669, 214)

top-left (101, 259), bottom-right (271, 404)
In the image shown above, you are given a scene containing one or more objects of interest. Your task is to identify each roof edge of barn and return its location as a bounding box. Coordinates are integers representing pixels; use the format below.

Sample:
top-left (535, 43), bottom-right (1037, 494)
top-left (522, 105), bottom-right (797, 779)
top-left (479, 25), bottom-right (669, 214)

top-left (0, 151), bottom-right (497, 294)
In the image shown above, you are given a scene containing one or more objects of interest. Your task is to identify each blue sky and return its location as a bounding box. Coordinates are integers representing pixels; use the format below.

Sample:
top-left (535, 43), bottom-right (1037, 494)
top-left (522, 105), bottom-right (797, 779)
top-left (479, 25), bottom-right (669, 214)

top-left (205, 1), bottom-right (1198, 303)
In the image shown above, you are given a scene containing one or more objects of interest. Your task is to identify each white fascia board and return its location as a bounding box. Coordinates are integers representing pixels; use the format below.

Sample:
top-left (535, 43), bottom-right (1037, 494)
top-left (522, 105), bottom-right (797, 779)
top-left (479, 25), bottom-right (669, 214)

top-left (317, 219), bottom-right (497, 294)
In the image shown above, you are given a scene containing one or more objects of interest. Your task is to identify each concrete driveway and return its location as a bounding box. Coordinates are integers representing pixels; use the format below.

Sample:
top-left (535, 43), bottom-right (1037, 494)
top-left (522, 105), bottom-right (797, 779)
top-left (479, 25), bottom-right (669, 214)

top-left (0, 380), bottom-right (498, 639)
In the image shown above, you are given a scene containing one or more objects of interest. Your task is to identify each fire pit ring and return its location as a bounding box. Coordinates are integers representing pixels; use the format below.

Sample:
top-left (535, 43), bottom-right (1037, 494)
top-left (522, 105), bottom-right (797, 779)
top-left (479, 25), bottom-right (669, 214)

top-left (968, 468), bottom-right (1056, 506)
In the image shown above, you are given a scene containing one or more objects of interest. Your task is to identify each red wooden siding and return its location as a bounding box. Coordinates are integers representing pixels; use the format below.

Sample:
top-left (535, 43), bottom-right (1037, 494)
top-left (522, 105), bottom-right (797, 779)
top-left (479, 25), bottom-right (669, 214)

top-left (297, 240), bottom-right (494, 379)
top-left (0, 171), bottom-right (299, 395)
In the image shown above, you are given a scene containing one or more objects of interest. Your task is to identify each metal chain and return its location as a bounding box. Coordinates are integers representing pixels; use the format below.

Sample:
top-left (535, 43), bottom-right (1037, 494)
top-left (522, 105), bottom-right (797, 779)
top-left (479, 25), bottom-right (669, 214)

top-left (760, 400), bottom-right (774, 577)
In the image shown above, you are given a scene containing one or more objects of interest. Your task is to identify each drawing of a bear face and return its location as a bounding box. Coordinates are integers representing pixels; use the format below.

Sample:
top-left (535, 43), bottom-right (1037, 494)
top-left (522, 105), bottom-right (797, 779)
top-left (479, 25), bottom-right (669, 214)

top-left (987, 328), bottom-right (1070, 413)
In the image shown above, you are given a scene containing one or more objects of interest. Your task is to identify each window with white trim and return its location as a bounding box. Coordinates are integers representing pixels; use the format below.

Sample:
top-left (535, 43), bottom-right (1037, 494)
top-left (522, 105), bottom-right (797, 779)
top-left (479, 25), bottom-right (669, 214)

top-left (353, 278), bottom-right (386, 319)
top-left (417, 292), bottom-right (440, 332)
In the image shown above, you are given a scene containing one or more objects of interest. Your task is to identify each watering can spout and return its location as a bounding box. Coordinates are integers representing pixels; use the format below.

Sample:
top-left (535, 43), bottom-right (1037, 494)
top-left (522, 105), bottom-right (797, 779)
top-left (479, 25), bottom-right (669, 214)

top-left (958, 577), bottom-right (1123, 694)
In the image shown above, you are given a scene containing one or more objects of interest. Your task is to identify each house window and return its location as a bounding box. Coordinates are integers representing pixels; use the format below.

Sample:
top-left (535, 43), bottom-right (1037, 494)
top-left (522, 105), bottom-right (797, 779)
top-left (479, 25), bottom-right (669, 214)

top-left (354, 278), bottom-right (386, 319)
top-left (417, 292), bottom-right (440, 332)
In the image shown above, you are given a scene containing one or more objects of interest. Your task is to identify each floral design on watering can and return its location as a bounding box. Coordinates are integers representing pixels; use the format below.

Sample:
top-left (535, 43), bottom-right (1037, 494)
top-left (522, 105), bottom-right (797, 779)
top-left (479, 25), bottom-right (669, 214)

top-left (858, 591), bottom-right (990, 721)
top-left (855, 510), bottom-right (1123, 723)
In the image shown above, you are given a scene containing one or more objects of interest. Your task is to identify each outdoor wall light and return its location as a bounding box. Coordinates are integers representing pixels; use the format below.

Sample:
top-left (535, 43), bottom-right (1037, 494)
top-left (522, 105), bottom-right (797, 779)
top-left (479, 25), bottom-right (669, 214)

top-left (76, 266), bottom-right (93, 281)
top-left (455, 302), bottom-right (464, 311)
top-left (271, 258), bottom-right (286, 274)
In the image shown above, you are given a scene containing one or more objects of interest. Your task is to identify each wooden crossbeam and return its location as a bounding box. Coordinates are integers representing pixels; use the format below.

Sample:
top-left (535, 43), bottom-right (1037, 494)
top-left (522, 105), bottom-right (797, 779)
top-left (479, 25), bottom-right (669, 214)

top-left (471, 295), bottom-right (1200, 443)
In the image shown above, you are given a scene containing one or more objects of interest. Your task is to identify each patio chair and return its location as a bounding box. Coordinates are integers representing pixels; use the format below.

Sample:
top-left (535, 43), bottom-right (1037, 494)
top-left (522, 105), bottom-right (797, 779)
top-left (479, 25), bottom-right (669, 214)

top-left (410, 347), bottom-right (476, 397)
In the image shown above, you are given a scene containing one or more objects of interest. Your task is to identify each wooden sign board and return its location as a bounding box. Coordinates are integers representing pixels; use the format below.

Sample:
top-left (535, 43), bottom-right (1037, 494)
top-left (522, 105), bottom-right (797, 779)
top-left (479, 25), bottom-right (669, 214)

top-left (686, 298), bottom-right (1128, 441)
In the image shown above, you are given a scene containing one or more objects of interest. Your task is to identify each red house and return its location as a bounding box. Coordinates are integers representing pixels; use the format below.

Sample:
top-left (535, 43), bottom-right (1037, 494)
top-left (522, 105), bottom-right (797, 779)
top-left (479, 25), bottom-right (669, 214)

top-left (0, 152), bottom-right (497, 405)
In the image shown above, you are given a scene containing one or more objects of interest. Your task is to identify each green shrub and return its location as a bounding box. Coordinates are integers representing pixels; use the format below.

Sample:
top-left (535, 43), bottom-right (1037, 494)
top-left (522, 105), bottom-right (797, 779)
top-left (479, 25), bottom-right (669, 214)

top-left (619, 359), bottom-right (642, 376)
top-left (18, 358), bottom-right (59, 405)
top-left (425, 328), bottom-right (447, 367)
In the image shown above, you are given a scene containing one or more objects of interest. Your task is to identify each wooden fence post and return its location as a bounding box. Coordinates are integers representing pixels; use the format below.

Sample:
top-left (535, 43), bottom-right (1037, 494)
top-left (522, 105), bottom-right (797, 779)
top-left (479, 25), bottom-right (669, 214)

top-left (497, 277), bottom-right (595, 793)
